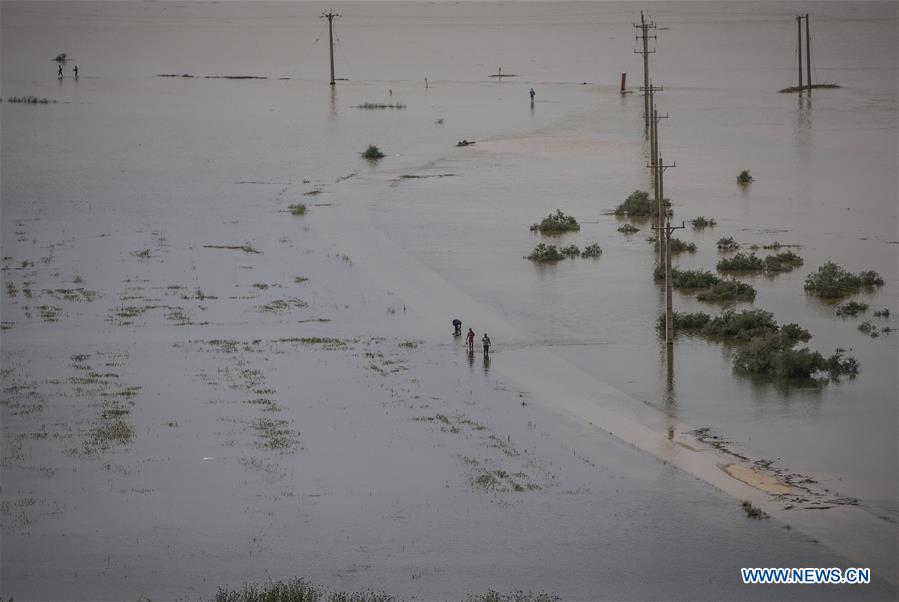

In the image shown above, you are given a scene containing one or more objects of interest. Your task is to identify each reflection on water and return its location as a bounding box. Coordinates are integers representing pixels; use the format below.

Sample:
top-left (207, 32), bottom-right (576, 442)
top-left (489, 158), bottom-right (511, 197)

top-left (483, 353), bottom-right (491, 375)
top-left (329, 85), bottom-right (337, 119)
top-left (467, 348), bottom-right (475, 370)
top-left (664, 343), bottom-right (675, 407)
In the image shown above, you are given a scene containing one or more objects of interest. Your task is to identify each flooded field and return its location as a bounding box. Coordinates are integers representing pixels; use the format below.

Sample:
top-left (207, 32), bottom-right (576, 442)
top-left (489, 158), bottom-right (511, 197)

top-left (2, 1), bottom-right (897, 599)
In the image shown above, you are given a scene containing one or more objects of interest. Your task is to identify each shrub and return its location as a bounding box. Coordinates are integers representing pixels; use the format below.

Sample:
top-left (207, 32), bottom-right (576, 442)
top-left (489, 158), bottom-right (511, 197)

top-left (780, 323), bottom-right (812, 342)
top-left (857, 320), bottom-right (878, 337)
top-left (835, 301), bottom-right (868, 317)
top-left (692, 216), bottom-right (716, 229)
top-left (55, 53), bottom-right (67, 62)
top-left (763, 250), bottom-right (803, 272)
top-left (804, 262), bottom-right (884, 299)
top-left (742, 500), bottom-right (769, 519)
top-left (873, 308), bottom-right (890, 318)
top-left (657, 311), bottom-right (711, 332)
top-left (717, 236), bottom-right (739, 251)
top-left (733, 333), bottom-right (857, 380)
top-left (718, 253), bottom-right (765, 272)
top-left (737, 170), bottom-right (753, 185)
top-left (530, 210), bottom-right (580, 233)
top-left (668, 238), bottom-right (697, 254)
top-left (702, 309), bottom-right (778, 340)
top-left (525, 243), bottom-right (564, 262)
top-left (653, 266), bottom-right (721, 288)
top-left (580, 243), bottom-right (602, 258)
top-left (288, 204), bottom-right (306, 216)
top-left (362, 144), bottom-right (385, 160)
top-left (614, 190), bottom-right (669, 217)
top-left (697, 280), bottom-right (756, 303)
top-left (354, 102), bottom-right (407, 109)
top-left (617, 223), bottom-right (640, 234)
top-left (559, 244), bottom-right (580, 258)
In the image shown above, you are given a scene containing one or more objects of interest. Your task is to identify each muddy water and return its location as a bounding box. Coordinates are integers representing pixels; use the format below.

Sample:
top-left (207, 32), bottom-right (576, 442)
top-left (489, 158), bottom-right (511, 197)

top-left (2, 1), bottom-right (897, 599)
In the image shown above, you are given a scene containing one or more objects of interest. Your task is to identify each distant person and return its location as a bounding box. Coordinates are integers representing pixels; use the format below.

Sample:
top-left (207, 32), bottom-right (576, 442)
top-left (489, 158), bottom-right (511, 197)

top-left (73, 65), bottom-right (79, 79)
top-left (58, 64), bottom-right (63, 79)
top-left (529, 88), bottom-right (535, 103)
top-left (481, 333), bottom-right (491, 356)
top-left (452, 319), bottom-right (462, 336)
top-left (425, 77), bottom-right (429, 89)
top-left (466, 328), bottom-right (475, 352)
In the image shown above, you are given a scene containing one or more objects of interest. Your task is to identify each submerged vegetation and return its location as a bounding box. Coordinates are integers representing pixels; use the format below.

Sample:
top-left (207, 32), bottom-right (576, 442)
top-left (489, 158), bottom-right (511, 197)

top-left (361, 145), bottom-right (386, 160)
top-left (737, 170), bottom-right (753, 185)
top-left (742, 501), bottom-right (769, 519)
top-left (696, 279), bottom-right (756, 303)
top-left (661, 308), bottom-right (855, 381)
top-left (668, 238), bottom-right (697, 254)
top-left (803, 262), bottom-right (884, 299)
top-left (654, 267), bottom-right (720, 289)
top-left (559, 244), bottom-right (580, 258)
top-left (581, 243), bottom-right (602, 258)
top-left (717, 251), bottom-right (803, 273)
top-left (288, 204), bottom-right (306, 216)
top-left (617, 223), bottom-right (640, 234)
top-left (4, 96), bottom-right (57, 104)
top-left (530, 210), bottom-right (580, 233)
top-left (354, 102), bottom-right (407, 109)
top-left (836, 301), bottom-right (868, 317)
top-left (716, 236), bottom-right (740, 251)
top-left (764, 250), bottom-right (803, 272)
top-left (614, 190), bottom-right (669, 217)
top-left (691, 216), bottom-right (716, 229)
top-left (525, 243), bottom-right (564, 262)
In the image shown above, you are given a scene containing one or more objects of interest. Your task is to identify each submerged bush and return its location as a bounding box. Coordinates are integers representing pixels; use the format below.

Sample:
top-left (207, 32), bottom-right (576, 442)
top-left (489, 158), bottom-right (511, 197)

top-left (668, 238), bottom-right (697, 254)
top-left (580, 243), bottom-right (602, 258)
top-left (5, 96), bottom-right (57, 104)
top-left (617, 223), bottom-right (640, 234)
top-left (361, 144), bottom-right (385, 160)
top-left (857, 320), bottom-right (879, 338)
top-left (697, 280), bottom-right (757, 303)
top-left (559, 244), bottom-right (580, 258)
top-left (692, 216), bottom-right (716, 229)
top-left (657, 311), bottom-right (712, 332)
top-left (804, 262), bottom-right (884, 299)
top-left (354, 102), bottom-right (407, 109)
top-left (733, 333), bottom-right (858, 380)
top-left (530, 210), bottom-right (580, 233)
top-left (717, 236), bottom-right (740, 251)
top-left (737, 170), bottom-right (753, 185)
top-left (718, 253), bottom-right (765, 272)
top-left (614, 190), bottom-right (669, 217)
top-left (873, 308), bottom-right (890, 318)
top-left (764, 250), bottom-right (803, 272)
top-left (288, 204), bottom-right (306, 216)
top-left (653, 266), bottom-right (721, 288)
top-left (836, 301), bottom-right (869, 317)
top-left (702, 309), bottom-right (779, 341)
top-left (525, 243), bottom-right (564, 262)
top-left (215, 577), bottom-right (396, 602)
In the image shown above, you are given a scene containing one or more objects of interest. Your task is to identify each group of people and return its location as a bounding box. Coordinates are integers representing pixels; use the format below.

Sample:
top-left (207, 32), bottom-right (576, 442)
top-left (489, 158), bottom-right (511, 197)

top-left (453, 319), bottom-right (491, 356)
top-left (57, 64), bottom-right (79, 79)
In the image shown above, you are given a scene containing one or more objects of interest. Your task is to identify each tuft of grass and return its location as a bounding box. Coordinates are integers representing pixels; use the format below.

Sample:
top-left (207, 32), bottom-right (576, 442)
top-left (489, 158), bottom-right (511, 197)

top-left (529, 210), bottom-right (580, 233)
top-left (804, 262), bottom-right (884, 299)
top-left (737, 170), bottom-right (753, 185)
top-left (617, 223), bottom-right (640, 234)
top-left (580, 243), bottom-right (602, 258)
top-left (614, 190), bottom-right (669, 217)
top-left (836, 301), bottom-right (869, 317)
top-left (692, 216), bottom-right (716, 229)
top-left (288, 204), bottom-right (306, 216)
top-left (742, 500), bottom-right (769, 519)
top-left (716, 236), bottom-right (740, 251)
top-left (525, 243), bottom-right (564, 263)
top-left (361, 145), bottom-right (385, 160)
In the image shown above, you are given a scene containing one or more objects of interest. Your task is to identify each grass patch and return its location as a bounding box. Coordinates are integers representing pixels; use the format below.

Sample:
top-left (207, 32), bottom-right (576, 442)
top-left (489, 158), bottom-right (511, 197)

top-left (525, 243), bottom-right (564, 263)
top-left (804, 262), bottom-right (884, 299)
top-left (737, 170), bottom-right (753, 185)
top-left (215, 577), bottom-right (396, 602)
top-left (288, 204), bottom-right (306, 216)
top-left (361, 145), bottom-right (385, 160)
top-left (668, 238), bottom-right (696, 254)
top-left (580, 243), bottom-right (602, 258)
top-left (614, 190), bottom-right (669, 217)
top-left (354, 102), bottom-right (407, 109)
top-left (716, 236), bottom-right (740, 251)
top-left (691, 216), bottom-right (716, 229)
top-left (5, 96), bottom-right (57, 104)
top-left (742, 500), bottom-right (768, 519)
top-left (529, 210), bottom-right (580, 233)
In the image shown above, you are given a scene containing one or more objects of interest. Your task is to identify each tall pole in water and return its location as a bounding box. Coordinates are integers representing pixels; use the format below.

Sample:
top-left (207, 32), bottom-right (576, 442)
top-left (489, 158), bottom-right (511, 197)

top-left (796, 15), bottom-right (803, 93)
top-left (322, 10), bottom-right (340, 85)
top-left (633, 12), bottom-right (656, 135)
top-left (805, 14), bottom-right (812, 94)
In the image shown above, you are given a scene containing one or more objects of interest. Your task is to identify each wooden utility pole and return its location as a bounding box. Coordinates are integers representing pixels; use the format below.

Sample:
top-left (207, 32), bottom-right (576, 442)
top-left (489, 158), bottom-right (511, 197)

top-left (805, 14), bottom-right (812, 95)
top-left (796, 15), bottom-right (803, 93)
top-left (653, 215), bottom-right (685, 347)
top-left (647, 102), bottom-right (668, 261)
top-left (322, 9), bottom-right (340, 85)
top-left (633, 12), bottom-right (657, 135)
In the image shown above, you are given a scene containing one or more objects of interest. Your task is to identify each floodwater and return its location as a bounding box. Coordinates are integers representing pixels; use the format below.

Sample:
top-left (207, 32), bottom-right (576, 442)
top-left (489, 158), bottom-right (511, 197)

top-left (2, 1), bottom-right (897, 600)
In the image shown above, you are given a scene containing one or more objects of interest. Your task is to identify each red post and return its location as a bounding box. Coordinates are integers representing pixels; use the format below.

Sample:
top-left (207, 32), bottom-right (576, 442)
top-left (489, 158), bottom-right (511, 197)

top-left (620, 72), bottom-right (627, 93)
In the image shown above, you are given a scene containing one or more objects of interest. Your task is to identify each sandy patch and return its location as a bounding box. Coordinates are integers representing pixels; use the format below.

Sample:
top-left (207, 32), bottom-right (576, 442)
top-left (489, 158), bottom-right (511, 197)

top-left (722, 463), bottom-right (791, 495)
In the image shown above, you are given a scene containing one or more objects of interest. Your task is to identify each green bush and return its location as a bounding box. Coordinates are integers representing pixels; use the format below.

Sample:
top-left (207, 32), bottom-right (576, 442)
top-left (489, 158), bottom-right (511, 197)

top-left (733, 333), bottom-right (857, 380)
top-left (580, 243), bottom-right (602, 258)
top-left (781, 323), bottom-right (812, 342)
top-left (530, 210), bottom-right (580, 233)
top-left (653, 267), bottom-right (721, 288)
top-left (617, 223), bottom-right (640, 234)
top-left (717, 236), bottom-right (740, 251)
top-left (836, 301), bottom-right (868, 317)
top-left (657, 311), bottom-right (711, 332)
top-left (288, 204), bottom-right (306, 216)
top-left (697, 280), bottom-right (757, 302)
top-left (669, 238), bottom-right (697, 254)
top-left (362, 144), bottom-right (385, 160)
top-left (718, 253), bottom-right (765, 272)
top-left (613, 190), bottom-right (669, 217)
top-left (763, 250), bottom-right (803, 272)
top-left (559, 244), bottom-right (580, 258)
top-left (804, 262), bottom-right (884, 299)
top-left (702, 309), bottom-right (778, 340)
top-left (692, 216), bottom-right (716, 229)
top-left (737, 170), bottom-right (753, 185)
top-left (525, 243), bottom-right (564, 262)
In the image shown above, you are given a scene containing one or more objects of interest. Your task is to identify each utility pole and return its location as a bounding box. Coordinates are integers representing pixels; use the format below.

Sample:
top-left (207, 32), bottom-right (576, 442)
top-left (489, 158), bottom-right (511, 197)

top-left (321, 9), bottom-right (340, 85)
top-left (653, 215), bottom-right (685, 347)
top-left (796, 15), bottom-right (803, 93)
top-left (646, 103), bottom-right (668, 261)
top-left (633, 11), bottom-right (657, 135)
top-left (805, 14), bottom-right (812, 95)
